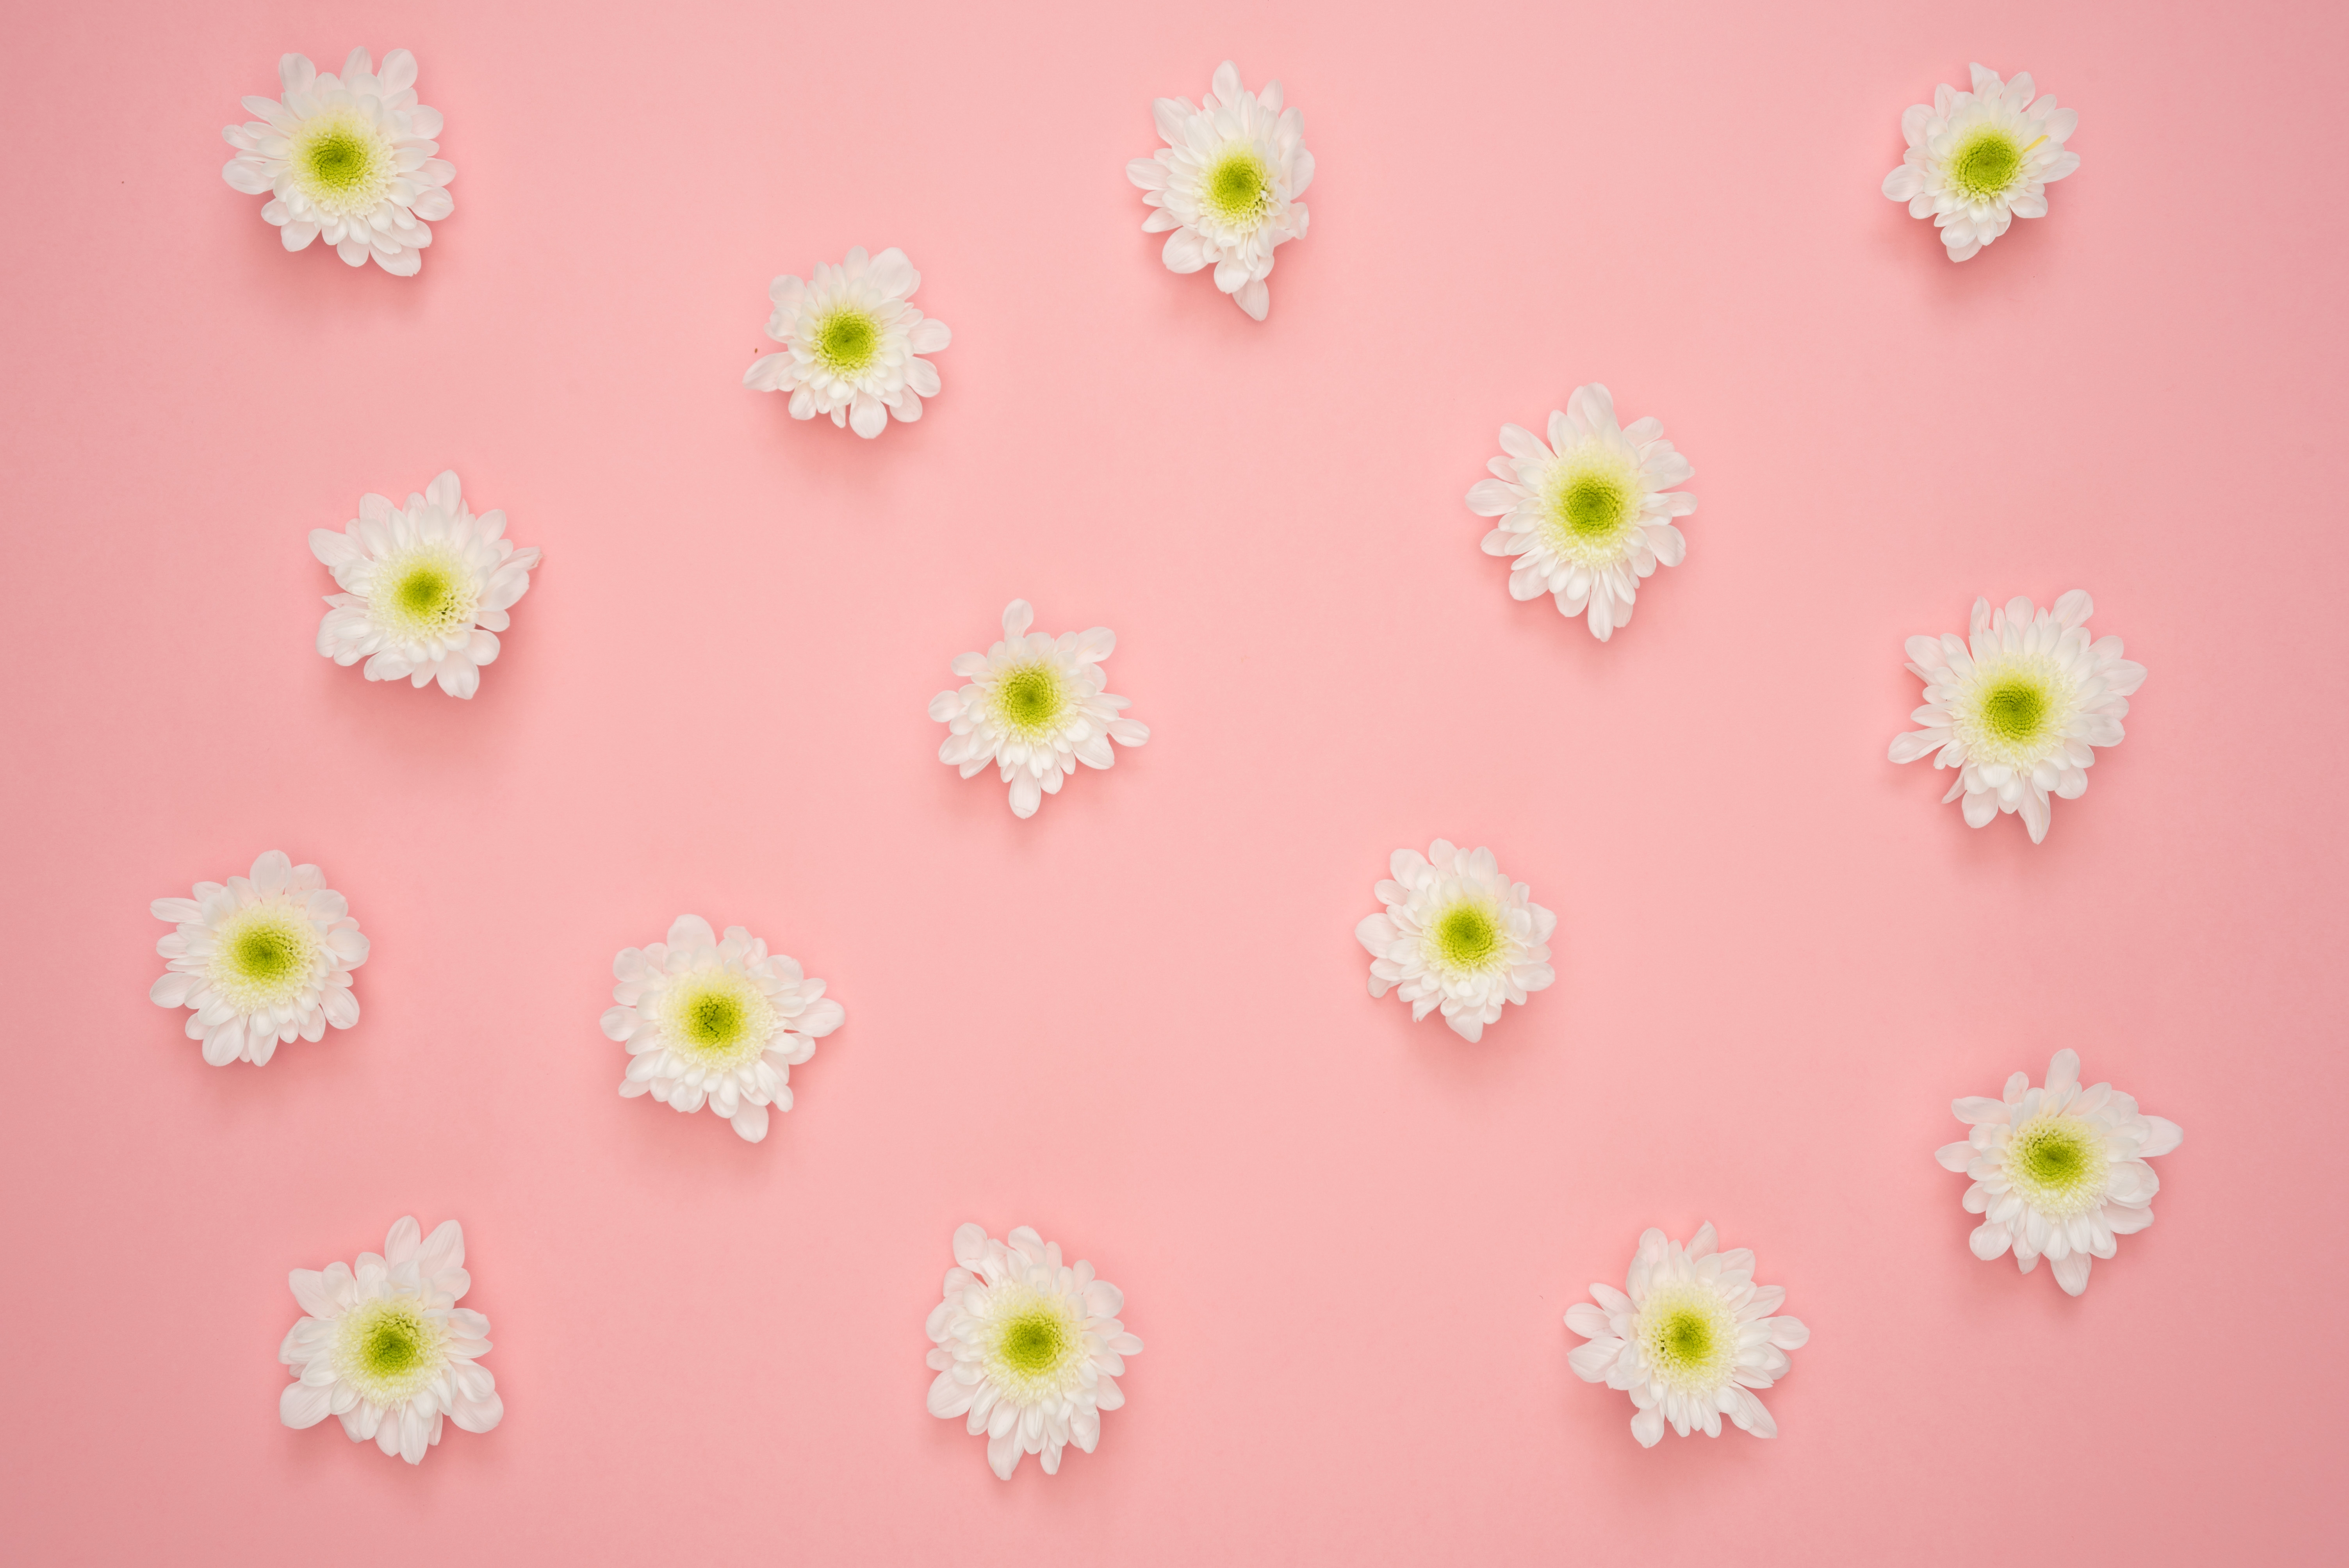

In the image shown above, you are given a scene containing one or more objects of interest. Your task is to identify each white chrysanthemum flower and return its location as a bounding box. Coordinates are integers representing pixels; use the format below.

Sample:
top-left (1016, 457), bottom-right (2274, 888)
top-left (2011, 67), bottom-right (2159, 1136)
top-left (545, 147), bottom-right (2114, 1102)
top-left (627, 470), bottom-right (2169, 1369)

top-left (1937, 1049), bottom-right (2181, 1297)
top-left (1467, 385), bottom-right (1697, 641)
top-left (219, 49), bottom-right (454, 275)
top-left (1889, 591), bottom-right (2145, 844)
top-left (310, 470), bottom-right (540, 700)
top-left (1882, 64), bottom-right (2079, 262)
top-left (929, 599), bottom-right (1150, 819)
top-left (601, 915), bottom-right (843, 1143)
top-left (743, 247), bottom-right (950, 438)
top-left (925, 1224), bottom-right (1142, 1480)
top-left (1566, 1223), bottom-right (1809, 1447)
top-left (278, 1216), bottom-right (501, 1465)
top-left (1126, 60), bottom-right (1313, 321)
top-left (150, 850), bottom-right (368, 1067)
top-left (1356, 839), bottom-right (1555, 1043)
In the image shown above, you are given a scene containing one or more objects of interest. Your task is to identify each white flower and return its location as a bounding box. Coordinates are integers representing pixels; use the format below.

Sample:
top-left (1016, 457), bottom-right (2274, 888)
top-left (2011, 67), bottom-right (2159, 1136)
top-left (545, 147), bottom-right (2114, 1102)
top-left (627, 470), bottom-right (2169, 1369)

top-left (310, 470), bottom-right (540, 700)
top-left (925, 1224), bottom-right (1142, 1480)
top-left (219, 48), bottom-right (453, 276)
top-left (1882, 64), bottom-right (2079, 262)
top-left (743, 247), bottom-right (950, 438)
top-left (1565, 1223), bottom-right (1809, 1447)
top-left (929, 600), bottom-right (1150, 818)
top-left (1356, 839), bottom-right (1555, 1042)
top-left (1467, 385), bottom-right (1697, 641)
top-left (278, 1216), bottom-right (501, 1465)
top-left (601, 915), bottom-right (843, 1143)
top-left (1126, 60), bottom-right (1313, 321)
top-left (1937, 1049), bottom-right (2181, 1297)
top-left (150, 850), bottom-right (368, 1067)
top-left (1889, 591), bottom-right (2146, 844)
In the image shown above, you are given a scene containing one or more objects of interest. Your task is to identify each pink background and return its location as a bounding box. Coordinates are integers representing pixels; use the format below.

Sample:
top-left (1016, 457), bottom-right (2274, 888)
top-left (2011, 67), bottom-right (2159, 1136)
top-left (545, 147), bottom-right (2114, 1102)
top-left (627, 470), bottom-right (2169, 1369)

top-left (4, 1), bottom-right (2344, 1561)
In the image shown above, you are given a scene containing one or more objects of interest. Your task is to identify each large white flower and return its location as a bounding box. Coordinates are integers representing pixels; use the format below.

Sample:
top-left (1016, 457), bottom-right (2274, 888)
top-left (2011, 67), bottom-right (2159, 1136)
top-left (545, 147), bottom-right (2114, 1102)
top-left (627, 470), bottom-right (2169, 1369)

top-left (1126, 60), bottom-right (1313, 321)
top-left (1882, 64), bottom-right (2079, 262)
top-left (150, 850), bottom-right (367, 1067)
top-left (925, 1224), bottom-right (1142, 1480)
top-left (1889, 590), bottom-right (2145, 844)
top-left (929, 599), bottom-right (1150, 819)
top-left (601, 915), bottom-right (842, 1143)
top-left (310, 470), bottom-right (540, 700)
top-left (743, 247), bottom-right (950, 438)
top-left (1937, 1049), bottom-right (2181, 1297)
top-left (220, 48), bottom-right (453, 276)
top-left (1356, 839), bottom-right (1555, 1042)
top-left (278, 1216), bottom-right (501, 1465)
top-left (1565, 1223), bottom-right (1809, 1447)
top-left (1467, 385), bottom-right (1696, 641)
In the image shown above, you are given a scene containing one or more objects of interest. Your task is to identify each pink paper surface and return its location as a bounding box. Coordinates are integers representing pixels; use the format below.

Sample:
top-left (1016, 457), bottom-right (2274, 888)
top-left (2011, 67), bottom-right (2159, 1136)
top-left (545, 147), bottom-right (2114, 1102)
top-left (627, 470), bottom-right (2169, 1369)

top-left (4, 2), bottom-right (2344, 1562)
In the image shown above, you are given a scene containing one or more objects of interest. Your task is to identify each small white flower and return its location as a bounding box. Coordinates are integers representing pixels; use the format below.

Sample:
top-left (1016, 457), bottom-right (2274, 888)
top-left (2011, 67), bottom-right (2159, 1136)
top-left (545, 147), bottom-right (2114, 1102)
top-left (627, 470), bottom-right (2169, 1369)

top-left (929, 600), bottom-right (1150, 819)
top-left (278, 1216), bottom-right (501, 1465)
top-left (219, 48), bottom-right (454, 275)
top-left (743, 247), bottom-right (950, 438)
top-left (1356, 839), bottom-right (1555, 1043)
top-left (1126, 60), bottom-right (1313, 321)
top-left (1467, 385), bottom-right (1697, 641)
top-left (1882, 64), bottom-right (2079, 262)
top-left (1565, 1222), bottom-right (1809, 1447)
top-left (925, 1224), bottom-right (1142, 1480)
top-left (601, 915), bottom-right (843, 1143)
top-left (310, 470), bottom-right (540, 700)
top-left (1889, 590), bottom-right (2145, 844)
top-left (150, 850), bottom-right (368, 1067)
top-left (1937, 1049), bottom-right (2181, 1297)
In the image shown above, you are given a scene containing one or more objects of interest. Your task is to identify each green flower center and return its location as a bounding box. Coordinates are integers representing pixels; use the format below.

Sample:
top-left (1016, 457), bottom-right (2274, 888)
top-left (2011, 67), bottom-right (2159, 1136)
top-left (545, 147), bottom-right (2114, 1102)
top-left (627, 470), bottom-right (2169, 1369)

top-left (1980, 679), bottom-right (2047, 743)
top-left (2008, 1115), bottom-right (2105, 1213)
top-left (291, 115), bottom-right (391, 214)
top-left (233, 922), bottom-right (305, 983)
top-left (1543, 451), bottom-right (1645, 561)
top-left (1559, 475), bottom-right (1633, 539)
top-left (813, 309), bottom-right (881, 374)
top-left (1639, 1285), bottom-right (1735, 1388)
top-left (663, 973), bottom-right (773, 1067)
top-left (1950, 129), bottom-right (2024, 199)
top-left (999, 1309), bottom-right (1070, 1375)
top-left (336, 1299), bottom-right (447, 1405)
top-left (1432, 902), bottom-right (1503, 972)
top-left (375, 546), bottom-right (478, 642)
top-left (1203, 150), bottom-right (1271, 223)
top-left (210, 905), bottom-right (320, 1008)
top-left (994, 664), bottom-right (1066, 736)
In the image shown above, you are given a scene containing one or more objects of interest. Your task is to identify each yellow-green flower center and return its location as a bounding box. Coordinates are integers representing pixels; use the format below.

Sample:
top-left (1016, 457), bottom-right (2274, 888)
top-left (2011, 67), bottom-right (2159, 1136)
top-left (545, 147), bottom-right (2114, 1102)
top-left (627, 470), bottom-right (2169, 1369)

top-left (1980, 679), bottom-right (2047, 744)
top-left (813, 309), bottom-right (881, 375)
top-left (1638, 1283), bottom-right (1737, 1390)
top-left (1431, 901), bottom-right (1504, 972)
top-left (290, 114), bottom-right (392, 216)
top-left (210, 905), bottom-right (320, 1009)
top-left (1950, 128), bottom-right (2024, 200)
top-left (2007, 1114), bottom-right (2106, 1215)
top-left (1543, 449), bottom-right (1645, 562)
top-left (1203, 149), bottom-right (1272, 223)
top-left (993, 664), bottom-right (1066, 737)
top-left (335, 1298), bottom-right (448, 1406)
top-left (985, 1292), bottom-right (1084, 1395)
top-left (374, 545), bottom-right (478, 643)
top-left (661, 971), bottom-right (775, 1068)
top-left (1957, 655), bottom-right (2075, 770)
top-left (999, 1309), bottom-right (1070, 1374)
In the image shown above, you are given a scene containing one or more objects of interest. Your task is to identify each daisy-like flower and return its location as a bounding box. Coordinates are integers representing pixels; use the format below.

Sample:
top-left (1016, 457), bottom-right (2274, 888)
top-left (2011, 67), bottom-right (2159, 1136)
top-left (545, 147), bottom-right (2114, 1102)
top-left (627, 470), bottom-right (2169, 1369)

top-left (1356, 839), bottom-right (1555, 1042)
top-left (150, 850), bottom-right (367, 1067)
top-left (743, 247), bottom-right (950, 438)
top-left (1937, 1048), bottom-right (2181, 1297)
top-left (1466, 385), bottom-right (1696, 641)
top-left (1882, 64), bottom-right (2079, 262)
top-left (1565, 1223), bottom-right (1809, 1447)
top-left (220, 49), bottom-right (454, 275)
top-left (925, 1224), bottom-right (1142, 1480)
top-left (310, 470), bottom-right (540, 700)
top-left (1126, 60), bottom-right (1313, 321)
top-left (278, 1216), bottom-right (501, 1465)
top-left (1888, 591), bottom-right (2145, 844)
top-left (929, 599), bottom-right (1150, 819)
top-left (601, 915), bottom-right (843, 1143)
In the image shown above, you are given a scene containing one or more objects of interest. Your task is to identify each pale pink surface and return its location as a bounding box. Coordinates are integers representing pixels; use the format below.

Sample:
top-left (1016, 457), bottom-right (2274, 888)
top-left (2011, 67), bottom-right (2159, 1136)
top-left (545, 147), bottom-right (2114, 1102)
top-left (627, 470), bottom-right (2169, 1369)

top-left (2, 0), bottom-right (2344, 1561)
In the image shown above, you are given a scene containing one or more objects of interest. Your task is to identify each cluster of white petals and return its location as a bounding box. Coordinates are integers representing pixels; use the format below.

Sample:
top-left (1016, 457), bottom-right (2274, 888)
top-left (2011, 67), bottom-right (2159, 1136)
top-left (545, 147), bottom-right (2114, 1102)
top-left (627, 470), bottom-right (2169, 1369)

top-left (1566, 1223), bottom-right (1809, 1446)
top-left (744, 247), bottom-right (950, 437)
top-left (930, 600), bottom-right (1150, 818)
top-left (220, 48), bottom-right (453, 275)
top-left (278, 1217), bottom-right (501, 1465)
top-left (1882, 64), bottom-right (2079, 262)
top-left (1357, 839), bottom-right (1555, 1042)
top-left (311, 470), bottom-right (540, 699)
top-left (1127, 61), bottom-right (1312, 320)
top-left (150, 850), bottom-right (367, 1066)
top-left (1937, 1049), bottom-right (2181, 1295)
top-left (926, 1224), bottom-right (1142, 1479)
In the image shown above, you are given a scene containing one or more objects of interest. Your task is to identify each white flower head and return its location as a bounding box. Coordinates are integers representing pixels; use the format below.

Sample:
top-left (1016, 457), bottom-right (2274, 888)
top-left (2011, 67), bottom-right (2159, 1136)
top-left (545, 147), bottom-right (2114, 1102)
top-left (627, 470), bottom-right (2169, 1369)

top-left (1566, 1223), bottom-right (1809, 1447)
top-left (1882, 64), bottom-right (2079, 262)
top-left (1937, 1049), bottom-right (2181, 1297)
top-left (601, 916), bottom-right (843, 1143)
top-left (929, 599), bottom-right (1150, 818)
top-left (1126, 60), bottom-right (1313, 321)
top-left (1889, 590), bottom-right (2145, 844)
top-left (925, 1224), bottom-right (1142, 1480)
top-left (278, 1216), bottom-right (501, 1464)
top-left (1356, 839), bottom-right (1556, 1042)
top-left (310, 471), bottom-right (540, 700)
top-left (219, 48), bottom-right (454, 275)
top-left (1467, 385), bottom-right (1697, 641)
top-left (150, 850), bottom-right (367, 1067)
top-left (743, 247), bottom-right (950, 438)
